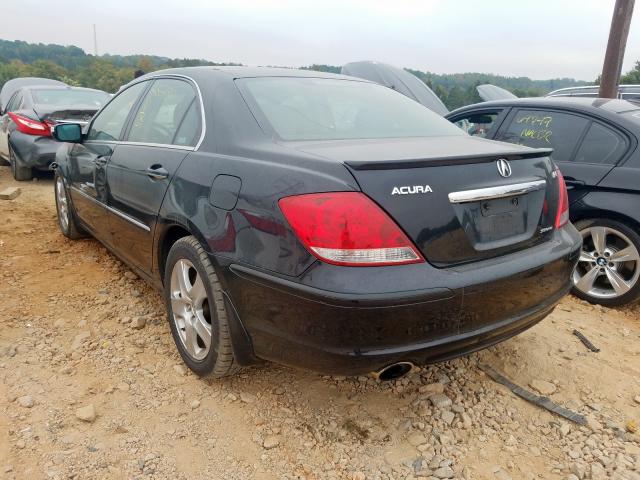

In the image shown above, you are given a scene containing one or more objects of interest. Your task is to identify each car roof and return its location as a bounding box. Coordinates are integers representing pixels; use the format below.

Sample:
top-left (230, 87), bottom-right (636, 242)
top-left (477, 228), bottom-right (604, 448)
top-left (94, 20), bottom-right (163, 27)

top-left (0, 77), bottom-right (67, 110)
top-left (548, 84), bottom-right (640, 95)
top-left (27, 85), bottom-right (108, 94)
top-left (448, 96), bottom-right (640, 117)
top-left (137, 65), bottom-right (363, 82)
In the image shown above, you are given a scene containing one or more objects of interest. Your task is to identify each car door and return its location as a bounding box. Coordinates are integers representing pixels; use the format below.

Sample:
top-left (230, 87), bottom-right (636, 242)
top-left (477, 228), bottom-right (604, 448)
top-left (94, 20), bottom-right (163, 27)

top-left (105, 77), bottom-right (202, 273)
top-left (0, 91), bottom-right (23, 158)
top-left (67, 81), bottom-right (149, 237)
top-left (447, 108), bottom-right (509, 138)
top-left (493, 108), bottom-right (613, 204)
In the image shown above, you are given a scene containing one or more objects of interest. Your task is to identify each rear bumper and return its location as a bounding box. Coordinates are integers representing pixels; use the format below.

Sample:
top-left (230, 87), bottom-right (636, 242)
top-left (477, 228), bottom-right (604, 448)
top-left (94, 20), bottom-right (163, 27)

top-left (222, 225), bottom-right (582, 375)
top-left (10, 132), bottom-right (58, 169)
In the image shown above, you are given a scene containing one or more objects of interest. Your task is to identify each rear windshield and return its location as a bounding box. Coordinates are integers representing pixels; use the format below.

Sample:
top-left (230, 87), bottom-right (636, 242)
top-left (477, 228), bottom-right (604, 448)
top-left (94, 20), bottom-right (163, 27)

top-left (31, 89), bottom-right (110, 107)
top-left (238, 77), bottom-right (464, 141)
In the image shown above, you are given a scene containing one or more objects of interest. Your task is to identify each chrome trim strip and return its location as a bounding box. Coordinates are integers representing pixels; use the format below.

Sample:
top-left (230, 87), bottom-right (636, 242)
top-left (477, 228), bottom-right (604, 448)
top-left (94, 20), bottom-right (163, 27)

top-left (448, 179), bottom-right (546, 204)
top-left (70, 186), bottom-right (151, 232)
top-left (84, 140), bottom-right (195, 151)
top-left (107, 205), bottom-right (151, 232)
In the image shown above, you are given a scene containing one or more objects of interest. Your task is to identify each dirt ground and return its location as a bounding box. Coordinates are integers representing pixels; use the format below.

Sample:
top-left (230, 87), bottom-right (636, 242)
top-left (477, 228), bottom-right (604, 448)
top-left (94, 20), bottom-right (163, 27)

top-left (1, 166), bottom-right (639, 480)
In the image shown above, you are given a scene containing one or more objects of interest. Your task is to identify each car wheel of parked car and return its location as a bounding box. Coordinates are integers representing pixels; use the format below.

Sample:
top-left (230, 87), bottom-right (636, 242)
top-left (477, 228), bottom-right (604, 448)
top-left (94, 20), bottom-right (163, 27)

top-left (54, 173), bottom-right (85, 239)
top-left (164, 236), bottom-right (238, 377)
top-left (9, 144), bottom-right (33, 181)
top-left (572, 218), bottom-right (640, 306)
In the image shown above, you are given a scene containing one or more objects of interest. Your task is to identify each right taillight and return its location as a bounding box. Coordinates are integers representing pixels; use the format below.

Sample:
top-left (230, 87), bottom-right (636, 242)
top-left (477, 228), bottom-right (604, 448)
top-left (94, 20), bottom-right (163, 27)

top-left (8, 112), bottom-right (52, 137)
top-left (278, 191), bottom-right (424, 266)
top-left (554, 169), bottom-right (569, 229)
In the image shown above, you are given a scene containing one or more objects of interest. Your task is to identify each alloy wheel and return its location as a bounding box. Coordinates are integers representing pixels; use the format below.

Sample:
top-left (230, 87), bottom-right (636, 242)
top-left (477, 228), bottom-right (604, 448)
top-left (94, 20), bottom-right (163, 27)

top-left (573, 226), bottom-right (640, 300)
top-left (169, 259), bottom-right (213, 361)
top-left (55, 176), bottom-right (69, 232)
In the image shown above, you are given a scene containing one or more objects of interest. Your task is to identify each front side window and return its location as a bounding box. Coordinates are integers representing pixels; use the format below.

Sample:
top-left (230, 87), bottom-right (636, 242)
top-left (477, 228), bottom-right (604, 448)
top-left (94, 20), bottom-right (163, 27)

top-left (238, 77), bottom-right (464, 141)
top-left (573, 122), bottom-right (626, 165)
top-left (452, 111), bottom-right (502, 138)
top-left (127, 79), bottom-right (199, 146)
top-left (87, 82), bottom-right (148, 142)
top-left (496, 109), bottom-right (589, 162)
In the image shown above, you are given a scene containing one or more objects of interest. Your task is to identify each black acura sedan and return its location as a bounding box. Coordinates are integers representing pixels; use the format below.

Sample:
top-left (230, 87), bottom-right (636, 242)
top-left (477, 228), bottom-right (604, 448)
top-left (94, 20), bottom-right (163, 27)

top-left (51, 67), bottom-right (581, 379)
top-left (447, 97), bottom-right (640, 306)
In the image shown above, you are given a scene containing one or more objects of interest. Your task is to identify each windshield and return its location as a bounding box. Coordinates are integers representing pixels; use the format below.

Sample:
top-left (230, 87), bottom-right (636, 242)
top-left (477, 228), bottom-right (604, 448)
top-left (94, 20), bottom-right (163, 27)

top-left (31, 89), bottom-right (109, 108)
top-left (239, 77), bottom-right (464, 141)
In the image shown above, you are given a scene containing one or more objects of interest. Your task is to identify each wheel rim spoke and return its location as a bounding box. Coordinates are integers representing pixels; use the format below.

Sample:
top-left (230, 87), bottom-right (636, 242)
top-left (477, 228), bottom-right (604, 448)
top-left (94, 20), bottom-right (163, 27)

top-left (170, 295), bottom-right (190, 312)
top-left (575, 266), bottom-right (600, 293)
top-left (193, 314), bottom-right (212, 350)
top-left (610, 245), bottom-right (640, 263)
top-left (579, 251), bottom-right (595, 263)
top-left (173, 260), bottom-right (192, 301)
top-left (590, 227), bottom-right (607, 254)
top-left (183, 320), bottom-right (198, 357)
top-left (189, 275), bottom-right (207, 307)
top-left (605, 267), bottom-right (631, 295)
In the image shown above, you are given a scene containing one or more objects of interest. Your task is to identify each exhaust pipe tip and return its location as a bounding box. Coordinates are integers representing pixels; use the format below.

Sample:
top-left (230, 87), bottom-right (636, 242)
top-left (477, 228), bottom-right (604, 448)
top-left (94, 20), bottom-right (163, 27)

top-left (372, 362), bottom-right (415, 382)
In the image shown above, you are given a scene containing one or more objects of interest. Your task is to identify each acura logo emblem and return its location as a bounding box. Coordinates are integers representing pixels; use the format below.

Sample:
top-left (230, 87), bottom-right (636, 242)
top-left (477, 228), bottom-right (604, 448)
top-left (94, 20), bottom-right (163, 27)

top-left (496, 158), bottom-right (512, 178)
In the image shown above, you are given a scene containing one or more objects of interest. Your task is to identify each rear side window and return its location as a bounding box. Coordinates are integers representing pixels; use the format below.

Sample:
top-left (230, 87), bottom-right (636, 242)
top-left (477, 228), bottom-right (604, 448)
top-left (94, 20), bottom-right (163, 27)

top-left (573, 122), bottom-right (626, 165)
top-left (173, 101), bottom-right (201, 146)
top-left (127, 79), bottom-right (199, 146)
top-left (496, 109), bottom-right (588, 162)
top-left (452, 111), bottom-right (502, 137)
top-left (88, 82), bottom-right (147, 141)
top-left (31, 89), bottom-right (109, 108)
top-left (6, 92), bottom-right (23, 112)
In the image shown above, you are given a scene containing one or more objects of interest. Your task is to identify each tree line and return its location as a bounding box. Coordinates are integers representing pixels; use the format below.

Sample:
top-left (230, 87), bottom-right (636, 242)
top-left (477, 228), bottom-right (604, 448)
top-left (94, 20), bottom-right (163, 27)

top-left (1, 39), bottom-right (639, 110)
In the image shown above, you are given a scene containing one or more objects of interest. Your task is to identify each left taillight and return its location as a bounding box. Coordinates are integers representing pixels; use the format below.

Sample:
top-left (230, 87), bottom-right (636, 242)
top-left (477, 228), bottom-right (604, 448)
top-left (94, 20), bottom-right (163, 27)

top-left (554, 169), bottom-right (569, 229)
top-left (8, 112), bottom-right (52, 137)
top-left (278, 191), bottom-right (424, 266)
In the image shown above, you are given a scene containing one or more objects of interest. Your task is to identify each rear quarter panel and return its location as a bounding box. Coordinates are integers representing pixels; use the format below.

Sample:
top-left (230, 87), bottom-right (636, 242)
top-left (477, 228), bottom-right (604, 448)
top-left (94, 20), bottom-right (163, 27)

top-left (157, 148), bottom-right (360, 279)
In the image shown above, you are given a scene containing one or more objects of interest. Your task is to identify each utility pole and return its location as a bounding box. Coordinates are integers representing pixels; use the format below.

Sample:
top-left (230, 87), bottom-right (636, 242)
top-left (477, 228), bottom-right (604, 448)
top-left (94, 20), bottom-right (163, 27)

top-left (93, 24), bottom-right (98, 56)
top-left (599, 0), bottom-right (635, 98)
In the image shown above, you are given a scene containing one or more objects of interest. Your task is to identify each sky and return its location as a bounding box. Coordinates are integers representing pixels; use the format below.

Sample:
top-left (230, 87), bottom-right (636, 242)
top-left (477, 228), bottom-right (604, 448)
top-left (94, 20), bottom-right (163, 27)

top-left (3, 0), bottom-right (640, 81)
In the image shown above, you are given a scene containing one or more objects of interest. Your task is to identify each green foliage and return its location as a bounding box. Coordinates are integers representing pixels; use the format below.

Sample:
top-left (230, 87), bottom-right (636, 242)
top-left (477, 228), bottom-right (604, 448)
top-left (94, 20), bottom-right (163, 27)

top-left (304, 64), bottom-right (591, 109)
top-left (621, 61), bottom-right (640, 84)
top-left (300, 64), bottom-right (341, 74)
top-left (3, 38), bottom-right (638, 108)
top-left (0, 39), bottom-right (241, 93)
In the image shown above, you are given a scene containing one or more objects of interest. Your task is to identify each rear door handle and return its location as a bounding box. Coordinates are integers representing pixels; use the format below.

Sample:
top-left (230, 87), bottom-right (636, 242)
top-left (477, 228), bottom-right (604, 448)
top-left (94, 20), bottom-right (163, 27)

top-left (146, 164), bottom-right (169, 180)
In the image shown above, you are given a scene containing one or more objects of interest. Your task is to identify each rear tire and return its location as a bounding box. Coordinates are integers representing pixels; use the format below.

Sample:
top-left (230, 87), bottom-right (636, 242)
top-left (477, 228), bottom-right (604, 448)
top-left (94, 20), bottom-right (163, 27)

top-left (164, 236), bottom-right (239, 377)
top-left (9, 145), bottom-right (33, 181)
top-left (572, 218), bottom-right (640, 307)
top-left (54, 173), bottom-right (85, 239)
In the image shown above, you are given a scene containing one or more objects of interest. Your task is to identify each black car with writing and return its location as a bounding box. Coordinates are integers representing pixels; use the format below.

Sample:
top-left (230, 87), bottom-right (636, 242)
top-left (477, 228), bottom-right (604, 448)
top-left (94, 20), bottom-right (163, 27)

top-left (51, 67), bottom-right (580, 379)
top-left (447, 97), bottom-right (640, 306)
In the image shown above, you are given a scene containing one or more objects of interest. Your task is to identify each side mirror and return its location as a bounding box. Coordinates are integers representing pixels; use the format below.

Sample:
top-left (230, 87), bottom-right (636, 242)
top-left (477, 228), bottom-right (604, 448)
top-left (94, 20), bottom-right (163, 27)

top-left (53, 123), bottom-right (83, 143)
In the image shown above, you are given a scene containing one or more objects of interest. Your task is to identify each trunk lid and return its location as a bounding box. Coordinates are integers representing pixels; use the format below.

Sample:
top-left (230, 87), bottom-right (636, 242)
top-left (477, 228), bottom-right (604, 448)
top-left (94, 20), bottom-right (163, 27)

top-left (33, 104), bottom-right (99, 124)
top-left (293, 136), bottom-right (559, 267)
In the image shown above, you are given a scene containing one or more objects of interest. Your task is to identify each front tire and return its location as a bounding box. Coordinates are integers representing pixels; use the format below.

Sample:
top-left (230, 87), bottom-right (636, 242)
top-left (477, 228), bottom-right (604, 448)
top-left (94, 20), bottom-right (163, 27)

top-left (9, 145), bottom-right (33, 181)
top-left (54, 173), bottom-right (85, 239)
top-left (164, 236), bottom-right (239, 377)
top-left (572, 218), bottom-right (640, 307)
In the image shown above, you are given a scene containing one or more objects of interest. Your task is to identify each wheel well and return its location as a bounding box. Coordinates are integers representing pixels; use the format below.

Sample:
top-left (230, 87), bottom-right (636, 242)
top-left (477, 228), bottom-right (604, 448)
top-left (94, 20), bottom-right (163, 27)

top-left (572, 209), bottom-right (640, 233)
top-left (159, 225), bottom-right (192, 281)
